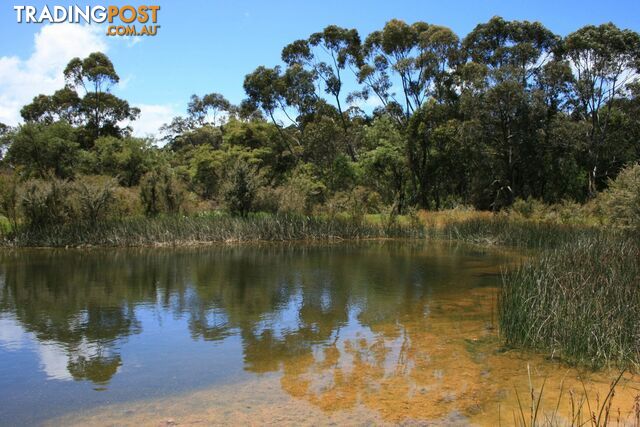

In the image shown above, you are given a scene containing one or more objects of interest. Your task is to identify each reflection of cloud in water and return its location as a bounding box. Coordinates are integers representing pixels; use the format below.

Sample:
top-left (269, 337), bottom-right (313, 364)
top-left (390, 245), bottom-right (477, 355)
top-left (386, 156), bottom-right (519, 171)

top-left (37, 343), bottom-right (73, 381)
top-left (252, 291), bottom-right (303, 341)
top-left (0, 316), bottom-right (29, 350)
top-left (0, 316), bottom-right (72, 381)
top-left (0, 316), bottom-right (119, 382)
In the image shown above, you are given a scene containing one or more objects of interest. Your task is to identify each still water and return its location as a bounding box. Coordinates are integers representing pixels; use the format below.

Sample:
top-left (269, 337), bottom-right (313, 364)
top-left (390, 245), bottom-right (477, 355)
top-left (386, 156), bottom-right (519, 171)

top-left (0, 241), bottom-right (638, 426)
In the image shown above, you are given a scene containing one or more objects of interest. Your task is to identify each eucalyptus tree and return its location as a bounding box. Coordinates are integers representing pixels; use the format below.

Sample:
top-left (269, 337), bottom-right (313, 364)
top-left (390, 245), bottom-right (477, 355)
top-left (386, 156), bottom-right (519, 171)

top-left (563, 23), bottom-right (640, 194)
top-left (0, 123), bottom-right (9, 162)
top-left (243, 65), bottom-right (300, 158)
top-left (186, 92), bottom-right (233, 126)
top-left (461, 17), bottom-right (561, 206)
top-left (281, 25), bottom-right (362, 160)
top-left (5, 121), bottom-right (80, 179)
top-left (360, 20), bottom-right (460, 121)
top-left (20, 52), bottom-right (140, 147)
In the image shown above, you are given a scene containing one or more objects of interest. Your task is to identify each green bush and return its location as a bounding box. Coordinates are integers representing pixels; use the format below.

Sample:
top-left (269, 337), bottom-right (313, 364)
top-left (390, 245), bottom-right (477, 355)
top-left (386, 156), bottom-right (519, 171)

top-left (0, 173), bottom-right (19, 229)
top-left (222, 160), bottom-right (258, 216)
top-left (597, 163), bottom-right (640, 230)
top-left (20, 178), bottom-right (74, 228)
top-left (140, 169), bottom-right (186, 217)
top-left (0, 215), bottom-right (11, 236)
top-left (277, 163), bottom-right (326, 215)
top-left (72, 176), bottom-right (116, 226)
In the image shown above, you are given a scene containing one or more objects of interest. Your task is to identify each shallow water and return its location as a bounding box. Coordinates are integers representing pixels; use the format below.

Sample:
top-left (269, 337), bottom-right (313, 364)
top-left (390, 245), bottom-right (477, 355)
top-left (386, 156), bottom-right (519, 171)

top-left (0, 241), bottom-right (638, 426)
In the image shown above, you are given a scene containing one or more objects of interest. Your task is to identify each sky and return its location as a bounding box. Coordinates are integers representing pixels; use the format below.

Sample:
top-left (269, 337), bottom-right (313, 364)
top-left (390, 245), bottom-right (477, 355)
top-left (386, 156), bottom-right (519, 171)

top-left (1, 0), bottom-right (639, 137)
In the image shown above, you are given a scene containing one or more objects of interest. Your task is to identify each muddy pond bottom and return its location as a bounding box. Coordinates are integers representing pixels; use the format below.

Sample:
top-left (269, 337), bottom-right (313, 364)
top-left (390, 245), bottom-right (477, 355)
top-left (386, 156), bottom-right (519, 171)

top-left (1, 241), bottom-right (638, 426)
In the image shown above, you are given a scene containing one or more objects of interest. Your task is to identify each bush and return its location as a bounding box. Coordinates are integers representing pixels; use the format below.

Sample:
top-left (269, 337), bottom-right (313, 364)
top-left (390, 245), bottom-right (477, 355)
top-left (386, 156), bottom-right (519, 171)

top-left (140, 169), bottom-right (186, 217)
top-left (597, 163), bottom-right (640, 230)
top-left (510, 197), bottom-right (548, 220)
top-left (277, 163), bottom-right (326, 215)
top-left (18, 175), bottom-right (125, 229)
top-left (73, 176), bottom-right (116, 226)
top-left (222, 160), bottom-right (257, 216)
top-left (0, 173), bottom-right (19, 229)
top-left (318, 186), bottom-right (381, 222)
top-left (253, 186), bottom-right (280, 213)
top-left (20, 178), bottom-right (74, 228)
top-left (0, 215), bottom-right (11, 236)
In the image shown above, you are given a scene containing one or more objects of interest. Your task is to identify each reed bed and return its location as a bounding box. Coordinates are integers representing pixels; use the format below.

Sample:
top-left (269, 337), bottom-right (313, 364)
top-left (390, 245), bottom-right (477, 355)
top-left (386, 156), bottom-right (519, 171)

top-left (432, 215), bottom-right (603, 249)
top-left (499, 233), bottom-right (640, 369)
top-left (1, 212), bottom-right (424, 247)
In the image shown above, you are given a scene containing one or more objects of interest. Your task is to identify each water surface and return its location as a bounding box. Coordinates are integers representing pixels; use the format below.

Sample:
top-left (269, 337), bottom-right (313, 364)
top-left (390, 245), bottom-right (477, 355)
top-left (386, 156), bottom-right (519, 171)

top-left (0, 241), bottom-right (638, 426)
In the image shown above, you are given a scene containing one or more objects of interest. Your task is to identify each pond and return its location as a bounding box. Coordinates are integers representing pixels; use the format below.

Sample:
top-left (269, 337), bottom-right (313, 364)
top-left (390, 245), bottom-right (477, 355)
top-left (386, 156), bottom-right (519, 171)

top-left (0, 241), bottom-right (638, 426)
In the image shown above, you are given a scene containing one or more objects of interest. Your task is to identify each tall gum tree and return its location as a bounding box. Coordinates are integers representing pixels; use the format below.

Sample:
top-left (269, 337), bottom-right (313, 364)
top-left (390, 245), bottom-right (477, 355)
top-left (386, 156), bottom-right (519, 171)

top-left (563, 23), bottom-right (640, 195)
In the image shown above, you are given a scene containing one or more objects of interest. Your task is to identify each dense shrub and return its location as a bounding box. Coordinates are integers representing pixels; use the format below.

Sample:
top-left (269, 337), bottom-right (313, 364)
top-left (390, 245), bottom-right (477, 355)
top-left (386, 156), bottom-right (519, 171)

top-left (73, 176), bottom-right (116, 226)
top-left (277, 163), bottom-right (326, 215)
top-left (140, 169), bottom-right (186, 216)
top-left (597, 163), bottom-right (640, 230)
top-left (0, 173), bottom-right (19, 229)
top-left (20, 178), bottom-right (74, 228)
top-left (222, 161), bottom-right (257, 216)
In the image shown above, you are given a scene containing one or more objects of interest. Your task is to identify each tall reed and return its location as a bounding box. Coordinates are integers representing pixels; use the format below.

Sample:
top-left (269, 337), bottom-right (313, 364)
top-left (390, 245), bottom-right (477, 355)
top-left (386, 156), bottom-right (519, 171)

top-left (499, 233), bottom-right (640, 368)
top-left (1, 212), bottom-right (424, 247)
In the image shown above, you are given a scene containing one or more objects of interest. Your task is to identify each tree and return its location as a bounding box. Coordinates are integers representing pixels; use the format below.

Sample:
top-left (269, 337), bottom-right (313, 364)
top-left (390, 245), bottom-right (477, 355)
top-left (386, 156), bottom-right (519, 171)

top-left (6, 122), bottom-right (80, 179)
top-left (563, 23), bottom-right (640, 195)
top-left (360, 116), bottom-right (409, 210)
top-left (282, 25), bottom-right (362, 160)
top-left (21, 52), bottom-right (140, 146)
top-left (187, 93), bottom-right (233, 126)
top-left (362, 20), bottom-right (460, 119)
top-left (243, 66), bottom-right (300, 157)
top-left (0, 122), bottom-right (10, 161)
top-left (139, 168), bottom-right (185, 216)
top-left (92, 136), bottom-right (155, 186)
top-left (460, 17), bottom-right (562, 206)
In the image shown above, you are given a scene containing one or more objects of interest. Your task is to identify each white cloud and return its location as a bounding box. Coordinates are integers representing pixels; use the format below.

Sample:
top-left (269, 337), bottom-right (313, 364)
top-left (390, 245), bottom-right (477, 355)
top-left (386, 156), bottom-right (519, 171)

top-left (0, 24), bottom-right (107, 125)
top-left (130, 103), bottom-right (179, 139)
top-left (0, 24), bottom-right (179, 140)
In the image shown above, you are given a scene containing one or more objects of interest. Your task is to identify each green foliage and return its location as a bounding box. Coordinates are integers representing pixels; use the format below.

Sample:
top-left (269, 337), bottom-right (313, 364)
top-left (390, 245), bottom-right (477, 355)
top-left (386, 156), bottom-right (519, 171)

top-left (18, 175), bottom-right (125, 229)
top-left (188, 146), bottom-right (222, 199)
top-left (360, 116), bottom-right (408, 209)
top-left (2, 21), bottom-right (640, 240)
top-left (222, 160), bottom-right (258, 216)
top-left (92, 136), bottom-right (155, 186)
top-left (140, 169), bottom-right (186, 217)
top-left (0, 173), bottom-right (19, 229)
top-left (74, 176), bottom-right (116, 226)
top-left (0, 215), bottom-right (10, 236)
top-left (278, 163), bottom-right (326, 215)
top-left (20, 178), bottom-right (74, 228)
top-left (6, 121), bottom-right (80, 179)
top-left (597, 163), bottom-right (640, 230)
top-left (21, 52), bottom-right (139, 145)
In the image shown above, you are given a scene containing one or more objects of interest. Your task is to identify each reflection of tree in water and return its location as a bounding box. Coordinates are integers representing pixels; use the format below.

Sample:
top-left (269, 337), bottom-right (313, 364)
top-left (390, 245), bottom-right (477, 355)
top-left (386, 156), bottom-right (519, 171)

top-left (0, 242), bottom-right (502, 395)
top-left (0, 250), bottom-right (164, 385)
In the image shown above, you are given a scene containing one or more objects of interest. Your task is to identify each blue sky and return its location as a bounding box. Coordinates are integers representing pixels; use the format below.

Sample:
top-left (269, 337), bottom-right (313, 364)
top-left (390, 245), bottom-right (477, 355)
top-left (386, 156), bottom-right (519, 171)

top-left (1, 0), bottom-right (639, 136)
